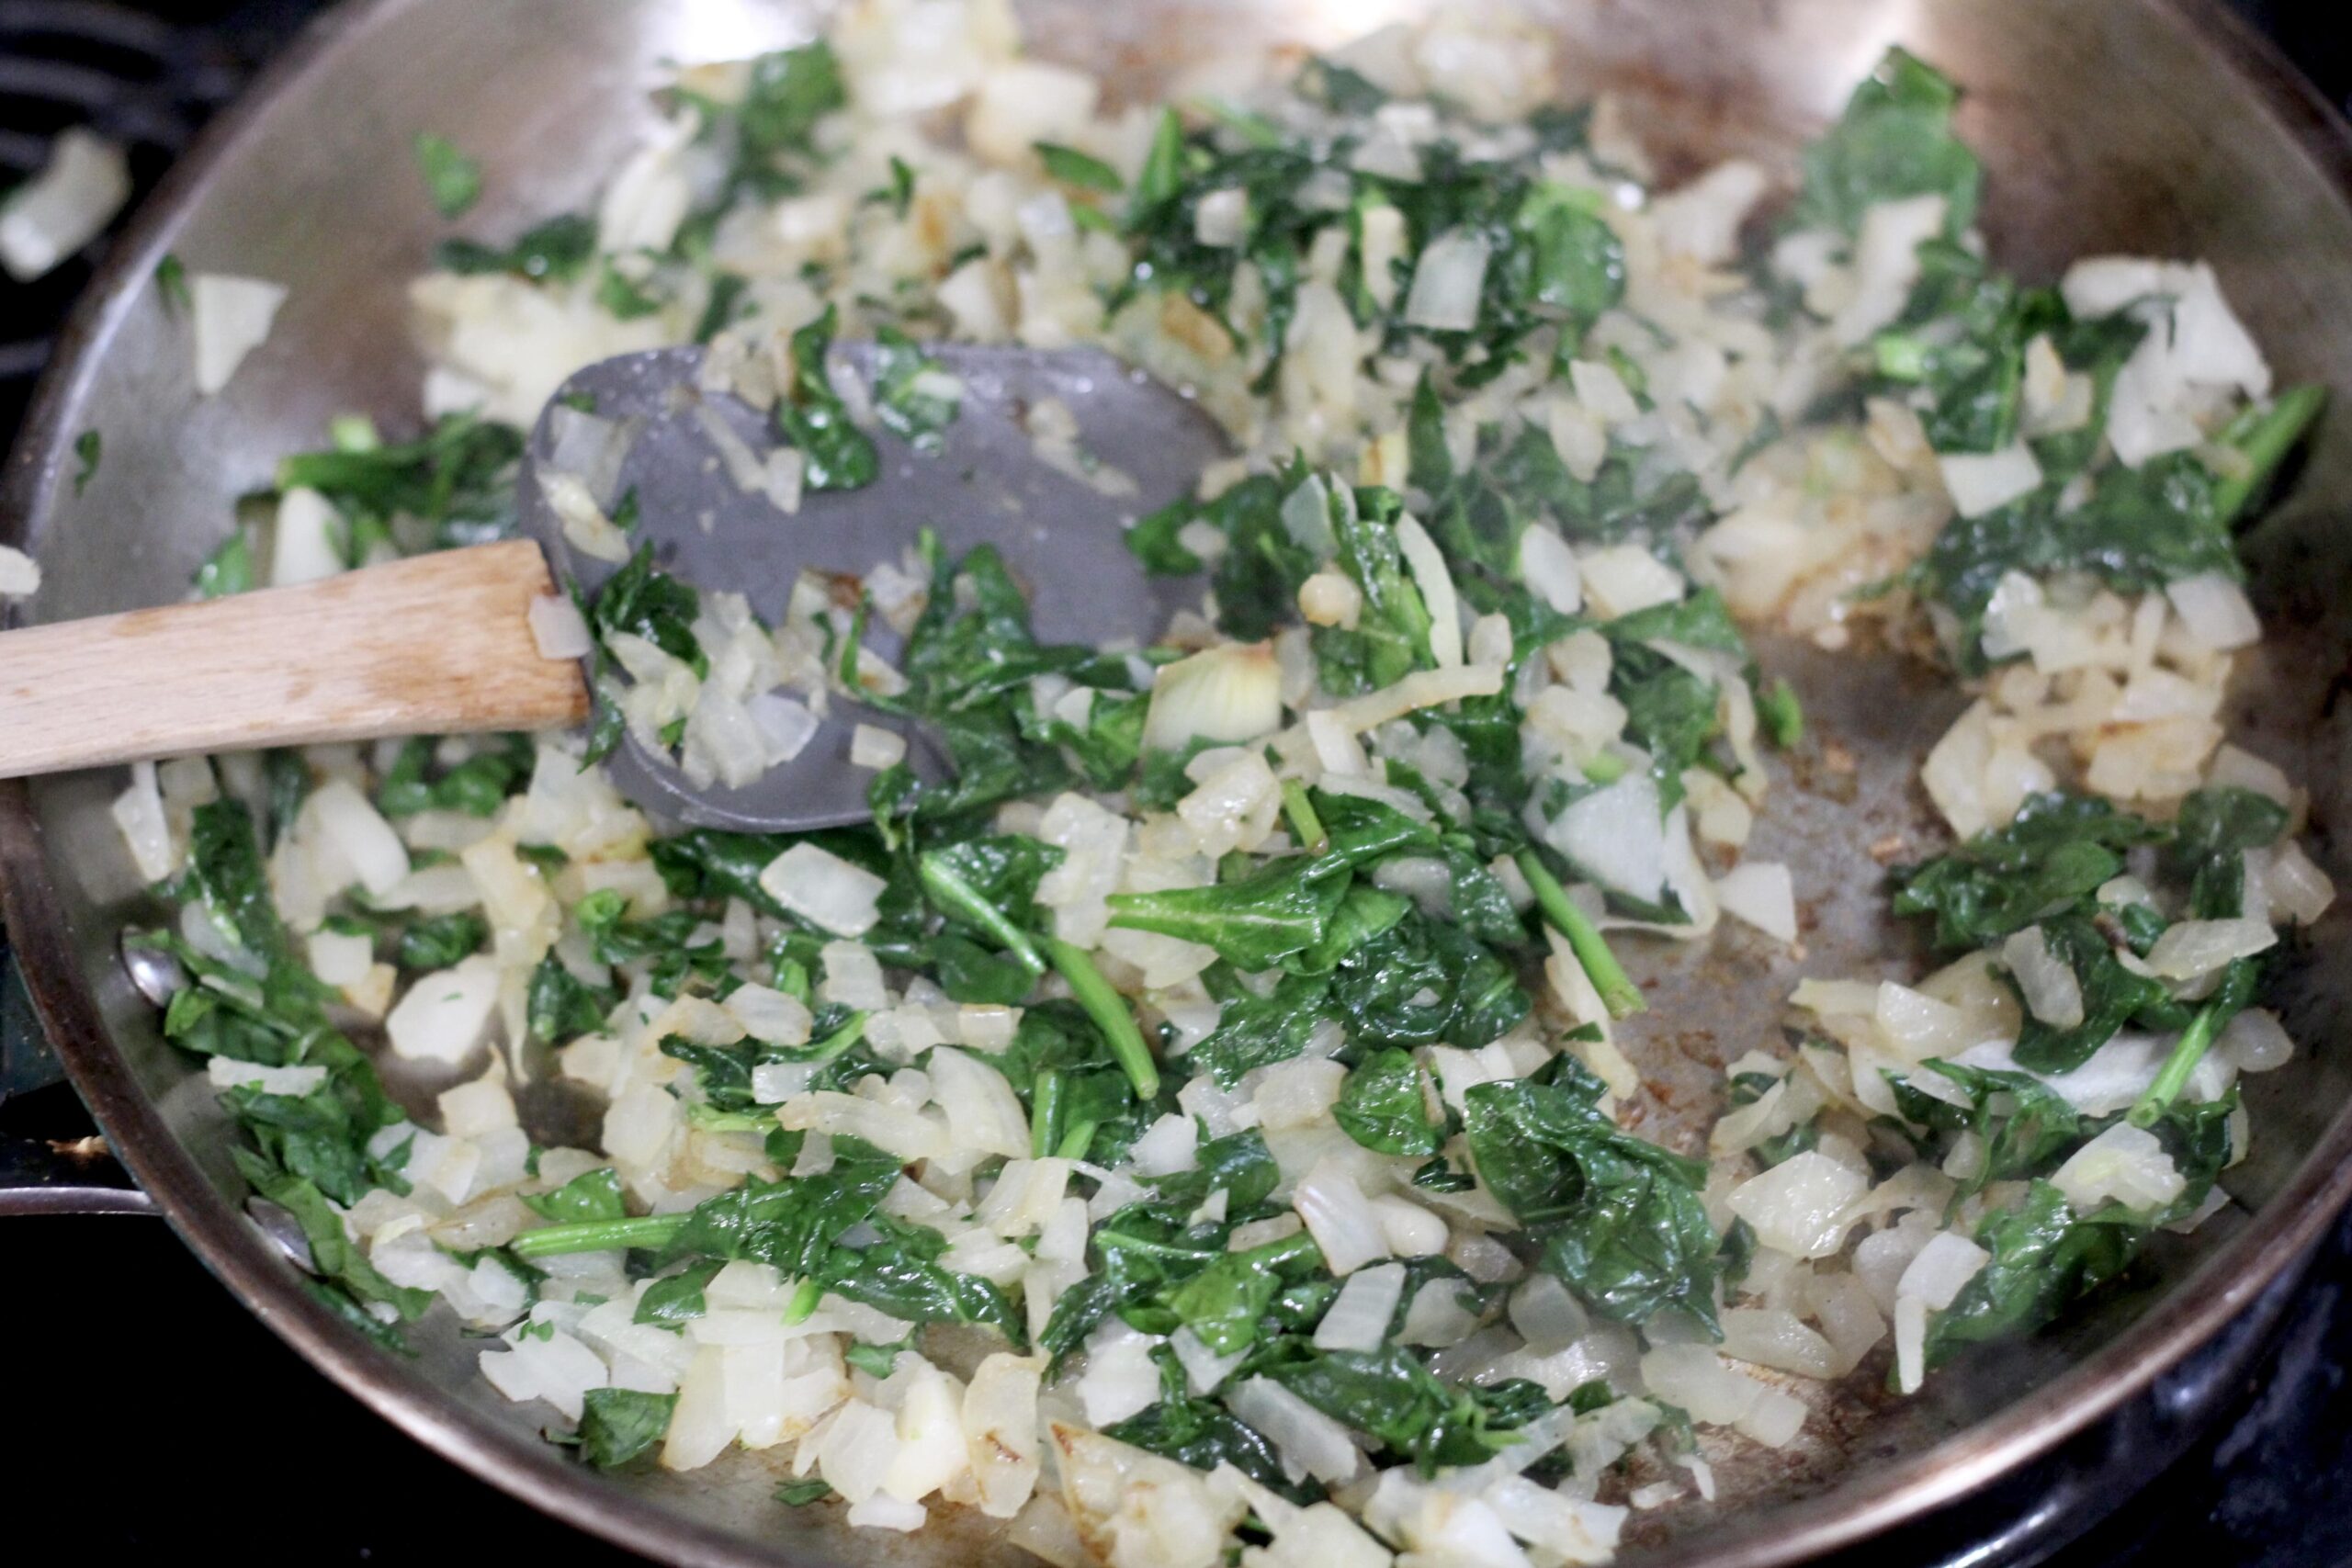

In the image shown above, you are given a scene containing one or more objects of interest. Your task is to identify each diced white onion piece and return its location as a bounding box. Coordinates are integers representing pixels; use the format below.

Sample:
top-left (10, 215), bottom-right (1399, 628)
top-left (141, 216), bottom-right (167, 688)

top-left (1078, 1327), bottom-right (1167, 1429)
top-left (307, 926), bottom-right (373, 987)
top-left (1518, 526), bottom-right (1582, 615)
top-left (1577, 544), bottom-right (1685, 620)
top-left (1403, 228), bottom-right (1490, 332)
top-left (1292, 1157), bottom-right (1389, 1276)
top-left (1639, 1345), bottom-right (1762, 1427)
top-left (2165, 572), bottom-right (2262, 652)
top-left (1726, 1151), bottom-right (1868, 1259)
top-left (962, 1352), bottom-right (1045, 1518)
top-left (0, 544), bottom-right (38, 596)
top-left (110, 761), bottom-right (173, 884)
top-left (775, 1091), bottom-right (942, 1163)
top-left (929, 1046), bottom-right (1033, 1160)
top-left (2002, 925), bottom-right (2086, 1029)
top-left (1893, 1231), bottom-right (1990, 1393)
top-left (1144, 642), bottom-right (1283, 752)
top-left (1128, 1112), bottom-right (1200, 1179)
top-left (385, 953), bottom-right (501, 1063)
top-left (0, 129), bottom-right (129, 282)
top-left (851, 724), bottom-right (908, 770)
top-left (271, 487), bottom-right (345, 586)
top-left (1229, 1377), bottom-right (1364, 1484)
top-left (1720, 1307), bottom-right (1838, 1381)
top-left (758, 842), bottom-right (888, 936)
top-left (2220, 1007), bottom-right (2295, 1073)
top-left (1831, 194), bottom-right (1946, 345)
top-left (538, 469), bottom-right (630, 564)
top-left (1194, 186), bottom-right (1249, 248)
top-left (310, 776), bottom-right (410, 897)
top-left (2143, 919), bottom-right (2277, 980)
top-left (1545, 772), bottom-right (1667, 906)
top-left (528, 593), bottom-right (594, 660)
top-left (1393, 514), bottom-right (1463, 668)
top-left (1714, 862), bottom-right (1797, 943)
top-left (1314, 1261), bottom-right (1407, 1352)
top-left (208, 1055), bottom-right (329, 1097)
top-left (190, 273), bottom-right (288, 395)
top-left (1938, 445), bottom-right (2042, 518)
top-left (1508, 1271), bottom-right (1590, 1355)
top-left (2051, 1122), bottom-right (2187, 1215)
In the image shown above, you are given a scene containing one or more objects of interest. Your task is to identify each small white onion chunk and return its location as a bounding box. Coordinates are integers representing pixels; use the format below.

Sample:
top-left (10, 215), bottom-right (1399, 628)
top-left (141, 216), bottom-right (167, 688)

top-left (758, 842), bottom-right (888, 936)
top-left (1726, 1151), bottom-right (1868, 1259)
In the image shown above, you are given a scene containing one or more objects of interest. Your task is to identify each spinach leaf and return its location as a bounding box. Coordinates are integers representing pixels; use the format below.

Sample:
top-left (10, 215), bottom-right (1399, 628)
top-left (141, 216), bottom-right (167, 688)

top-left (1788, 49), bottom-right (1979, 239)
top-left (870, 325), bottom-right (960, 452)
top-left (528, 953), bottom-right (616, 1043)
top-left (395, 911), bottom-right (489, 970)
top-left (1108, 855), bottom-right (1352, 970)
top-left (1922, 1179), bottom-right (2141, 1369)
top-left (2166, 786), bottom-right (2288, 919)
top-left (1255, 1343), bottom-right (1555, 1473)
top-left (1104, 1398), bottom-right (1306, 1500)
top-left (1332, 1048), bottom-right (1444, 1156)
top-left (1188, 971), bottom-right (1336, 1090)
top-left (666, 1144), bottom-right (900, 1276)
top-left (523, 1166), bottom-right (627, 1224)
top-left (1887, 1060), bottom-right (2081, 1200)
top-left (589, 545), bottom-right (707, 676)
top-left (435, 212), bottom-right (598, 282)
top-left (1890, 792), bottom-right (2165, 950)
top-left (1326, 908), bottom-right (1530, 1051)
top-left (1463, 1058), bottom-right (1718, 1330)
top-left (636, 1260), bottom-right (723, 1328)
top-left (774, 304), bottom-right (879, 491)
top-left (575, 1388), bottom-right (675, 1469)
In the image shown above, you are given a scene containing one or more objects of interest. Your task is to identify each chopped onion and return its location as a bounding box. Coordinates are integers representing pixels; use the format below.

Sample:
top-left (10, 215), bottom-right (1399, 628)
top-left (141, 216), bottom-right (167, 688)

top-left (1577, 544), bottom-right (1685, 620)
top-left (1508, 1271), bottom-right (1590, 1354)
top-left (1144, 643), bottom-right (1283, 752)
top-left (1714, 862), bottom-right (1797, 943)
top-left (1518, 526), bottom-right (1582, 615)
top-left (1938, 445), bottom-right (2043, 518)
top-left (1127, 1112), bottom-right (1200, 1178)
top-left (1893, 1231), bottom-right (1989, 1393)
top-left (1292, 1157), bottom-right (1390, 1276)
top-left (1638, 1344), bottom-right (1761, 1426)
top-left (2051, 1122), bottom-right (2186, 1215)
top-left (385, 953), bottom-right (500, 1063)
top-left (2143, 918), bottom-right (2277, 980)
top-left (1393, 514), bottom-right (1463, 668)
top-left (1726, 1150), bottom-right (1868, 1259)
top-left (1077, 1326), bottom-right (1163, 1427)
top-left (1544, 772), bottom-right (1667, 906)
top-left (1720, 1307), bottom-right (1838, 1381)
top-left (758, 842), bottom-right (888, 936)
top-left (1403, 228), bottom-right (1489, 332)
top-left (190, 273), bottom-right (289, 395)
top-left (1314, 1261), bottom-right (1407, 1352)
top-left (2002, 925), bottom-right (2086, 1028)
top-left (851, 723), bottom-right (908, 770)
top-left (538, 469), bottom-right (630, 564)
top-left (1229, 1376), bottom-right (1364, 1484)
top-left (962, 1352), bottom-right (1045, 1518)
top-left (0, 129), bottom-right (130, 283)
top-left (2165, 571), bottom-right (2262, 652)
top-left (1831, 194), bottom-right (1946, 345)
top-left (2220, 1007), bottom-right (2294, 1073)
top-left (311, 776), bottom-right (411, 897)
top-left (0, 545), bottom-right (38, 597)
top-left (527, 593), bottom-right (593, 660)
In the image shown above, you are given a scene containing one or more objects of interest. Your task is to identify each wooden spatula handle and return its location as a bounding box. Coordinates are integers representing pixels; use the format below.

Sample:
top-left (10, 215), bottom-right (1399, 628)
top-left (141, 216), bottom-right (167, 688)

top-left (0, 539), bottom-right (590, 779)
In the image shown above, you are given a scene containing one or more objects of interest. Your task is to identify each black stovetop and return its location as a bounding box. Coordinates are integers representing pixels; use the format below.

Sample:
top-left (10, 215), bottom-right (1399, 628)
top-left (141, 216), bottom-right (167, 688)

top-left (2, 3), bottom-right (2348, 1563)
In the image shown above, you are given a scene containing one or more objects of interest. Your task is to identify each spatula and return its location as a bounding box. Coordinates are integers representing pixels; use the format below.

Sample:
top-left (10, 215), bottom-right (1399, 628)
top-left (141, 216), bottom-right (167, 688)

top-left (0, 343), bottom-right (1229, 832)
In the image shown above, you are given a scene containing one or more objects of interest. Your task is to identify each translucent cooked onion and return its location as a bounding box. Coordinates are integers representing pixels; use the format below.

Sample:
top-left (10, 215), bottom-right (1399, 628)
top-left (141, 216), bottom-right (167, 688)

top-left (2143, 918), bottom-right (2278, 980)
top-left (1228, 1376), bottom-right (1363, 1484)
top-left (1402, 228), bottom-right (1489, 331)
top-left (1312, 1261), bottom-right (1407, 1353)
top-left (2001, 925), bottom-right (2086, 1029)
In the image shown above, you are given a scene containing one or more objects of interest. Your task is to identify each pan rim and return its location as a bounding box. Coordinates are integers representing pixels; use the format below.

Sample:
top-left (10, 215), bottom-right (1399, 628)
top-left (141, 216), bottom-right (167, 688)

top-left (3, 2), bottom-right (2349, 1564)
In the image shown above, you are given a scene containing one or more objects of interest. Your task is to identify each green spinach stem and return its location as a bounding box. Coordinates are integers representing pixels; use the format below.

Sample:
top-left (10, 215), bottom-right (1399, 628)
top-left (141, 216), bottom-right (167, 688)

top-left (511, 1214), bottom-right (684, 1259)
top-left (918, 852), bottom-right (1046, 976)
top-left (1042, 934), bottom-right (1161, 1100)
top-left (1514, 848), bottom-right (1645, 1019)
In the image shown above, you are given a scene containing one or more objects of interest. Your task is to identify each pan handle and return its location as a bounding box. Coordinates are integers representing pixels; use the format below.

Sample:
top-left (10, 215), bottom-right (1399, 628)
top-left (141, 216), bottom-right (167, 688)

top-left (0, 924), bottom-right (153, 1217)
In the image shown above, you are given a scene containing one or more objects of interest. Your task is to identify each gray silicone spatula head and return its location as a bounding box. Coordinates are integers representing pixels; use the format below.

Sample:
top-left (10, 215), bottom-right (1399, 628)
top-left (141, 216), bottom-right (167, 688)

top-left (518, 342), bottom-right (1230, 833)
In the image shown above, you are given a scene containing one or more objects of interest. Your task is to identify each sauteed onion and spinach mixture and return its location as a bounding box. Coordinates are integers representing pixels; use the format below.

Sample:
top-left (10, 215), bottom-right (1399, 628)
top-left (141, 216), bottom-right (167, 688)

top-left (117, 6), bottom-right (2332, 1562)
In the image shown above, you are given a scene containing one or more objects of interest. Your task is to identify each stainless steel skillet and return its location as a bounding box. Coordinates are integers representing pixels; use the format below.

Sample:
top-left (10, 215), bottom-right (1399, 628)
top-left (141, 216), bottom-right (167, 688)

top-left (5, 1), bottom-right (2352, 1564)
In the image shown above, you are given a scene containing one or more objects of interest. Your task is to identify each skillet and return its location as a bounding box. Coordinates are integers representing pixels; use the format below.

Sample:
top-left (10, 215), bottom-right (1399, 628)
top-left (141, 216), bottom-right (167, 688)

top-left (6, 1), bottom-right (2352, 1562)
